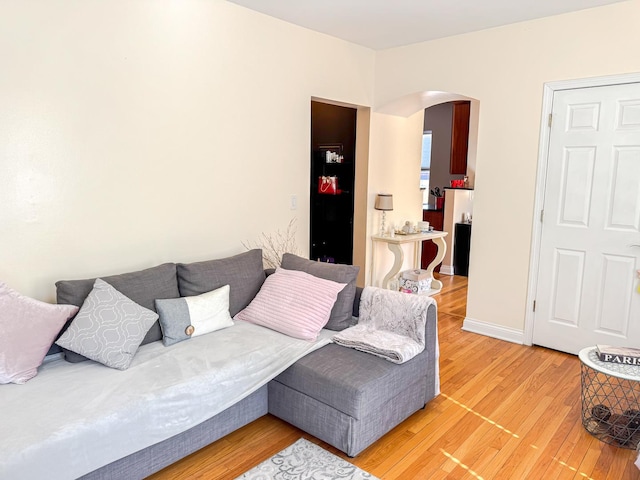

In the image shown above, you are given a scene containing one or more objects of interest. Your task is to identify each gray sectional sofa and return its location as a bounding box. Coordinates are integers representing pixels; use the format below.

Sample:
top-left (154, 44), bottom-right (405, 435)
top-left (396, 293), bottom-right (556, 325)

top-left (23, 250), bottom-right (438, 479)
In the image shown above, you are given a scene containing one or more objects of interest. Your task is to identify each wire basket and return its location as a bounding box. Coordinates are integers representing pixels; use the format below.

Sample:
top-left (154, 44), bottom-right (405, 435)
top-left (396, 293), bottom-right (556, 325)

top-left (581, 359), bottom-right (640, 449)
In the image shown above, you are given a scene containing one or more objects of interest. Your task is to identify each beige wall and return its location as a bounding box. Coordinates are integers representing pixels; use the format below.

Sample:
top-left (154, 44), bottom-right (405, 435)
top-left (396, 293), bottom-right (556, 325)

top-left (4, 0), bottom-right (640, 338)
top-left (353, 107), bottom-right (371, 287)
top-left (0, 0), bottom-right (375, 300)
top-left (373, 0), bottom-right (640, 334)
top-left (366, 110), bottom-right (425, 287)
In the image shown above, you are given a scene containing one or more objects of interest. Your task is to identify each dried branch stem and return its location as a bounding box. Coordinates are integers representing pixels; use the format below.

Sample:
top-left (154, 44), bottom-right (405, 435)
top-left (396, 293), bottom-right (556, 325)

top-left (242, 218), bottom-right (301, 269)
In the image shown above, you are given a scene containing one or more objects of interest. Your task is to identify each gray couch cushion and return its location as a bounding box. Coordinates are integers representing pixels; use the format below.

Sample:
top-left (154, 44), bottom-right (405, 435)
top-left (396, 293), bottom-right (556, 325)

top-left (273, 343), bottom-right (428, 420)
top-left (269, 374), bottom-right (426, 457)
top-left (55, 263), bottom-right (180, 362)
top-left (177, 249), bottom-right (266, 317)
top-left (280, 253), bottom-right (359, 331)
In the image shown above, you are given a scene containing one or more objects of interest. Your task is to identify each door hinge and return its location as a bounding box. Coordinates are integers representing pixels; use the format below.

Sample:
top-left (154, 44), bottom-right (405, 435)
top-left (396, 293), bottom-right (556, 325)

top-left (533, 300), bottom-right (536, 312)
top-left (548, 113), bottom-right (553, 127)
top-left (540, 210), bottom-right (544, 222)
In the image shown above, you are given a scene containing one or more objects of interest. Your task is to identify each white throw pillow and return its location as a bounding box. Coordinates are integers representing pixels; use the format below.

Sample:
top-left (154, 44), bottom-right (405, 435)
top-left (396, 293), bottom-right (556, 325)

top-left (155, 285), bottom-right (234, 346)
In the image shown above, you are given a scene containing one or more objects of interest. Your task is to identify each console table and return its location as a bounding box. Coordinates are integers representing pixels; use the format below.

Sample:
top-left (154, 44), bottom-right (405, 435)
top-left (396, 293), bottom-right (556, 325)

top-left (372, 231), bottom-right (448, 294)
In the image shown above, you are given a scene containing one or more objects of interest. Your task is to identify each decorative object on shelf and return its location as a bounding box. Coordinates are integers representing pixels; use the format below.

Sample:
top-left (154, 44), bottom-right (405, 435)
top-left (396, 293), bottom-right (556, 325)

top-left (242, 218), bottom-right (300, 269)
top-left (395, 223), bottom-right (432, 235)
top-left (374, 193), bottom-right (393, 236)
top-left (318, 176), bottom-right (340, 195)
top-left (401, 221), bottom-right (416, 234)
top-left (450, 179), bottom-right (465, 188)
top-left (317, 144), bottom-right (344, 164)
top-left (325, 151), bottom-right (343, 163)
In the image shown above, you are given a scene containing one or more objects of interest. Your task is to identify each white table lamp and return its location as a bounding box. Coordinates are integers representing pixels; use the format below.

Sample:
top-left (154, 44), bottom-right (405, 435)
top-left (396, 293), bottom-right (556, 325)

top-left (374, 194), bottom-right (393, 236)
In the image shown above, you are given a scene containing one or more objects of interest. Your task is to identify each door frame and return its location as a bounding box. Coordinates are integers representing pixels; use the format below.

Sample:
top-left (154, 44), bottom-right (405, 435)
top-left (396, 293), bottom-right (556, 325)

top-left (523, 72), bottom-right (640, 346)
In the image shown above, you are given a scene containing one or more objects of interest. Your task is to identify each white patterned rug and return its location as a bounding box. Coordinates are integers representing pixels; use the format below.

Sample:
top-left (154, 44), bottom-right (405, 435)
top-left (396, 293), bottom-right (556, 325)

top-left (235, 438), bottom-right (379, 480)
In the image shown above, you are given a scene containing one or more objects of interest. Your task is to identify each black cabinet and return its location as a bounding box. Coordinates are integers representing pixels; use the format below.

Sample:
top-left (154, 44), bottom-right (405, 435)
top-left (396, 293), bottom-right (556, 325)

top-left (453, 223), bottom-right (472, 276)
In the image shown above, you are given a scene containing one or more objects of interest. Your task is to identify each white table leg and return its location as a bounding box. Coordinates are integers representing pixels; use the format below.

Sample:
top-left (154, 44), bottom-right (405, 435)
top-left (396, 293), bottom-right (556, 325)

top-left (414, 240), bottom-right (422, 269)
top-left (425, 237), bottom-right (447, 291)
top-left (381, 242), bottom-right (404, 289)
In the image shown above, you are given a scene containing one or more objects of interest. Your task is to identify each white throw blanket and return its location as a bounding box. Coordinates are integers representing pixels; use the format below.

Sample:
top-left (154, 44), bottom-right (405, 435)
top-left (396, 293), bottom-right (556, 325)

top-left (0, 321), bottom-right (332, 480)
top-left (332, 287), bottom-right (435, 364)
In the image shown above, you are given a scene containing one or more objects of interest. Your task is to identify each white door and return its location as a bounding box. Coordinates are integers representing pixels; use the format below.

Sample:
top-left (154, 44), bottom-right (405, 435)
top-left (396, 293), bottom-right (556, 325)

top-left (533, 82), bottom-right (640, 355)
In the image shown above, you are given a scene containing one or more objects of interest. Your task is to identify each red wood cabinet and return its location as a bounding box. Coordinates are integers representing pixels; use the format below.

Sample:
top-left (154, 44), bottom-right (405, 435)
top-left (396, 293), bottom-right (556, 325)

top-left (450, 101), bottom-right (470, 175)
top-left (421, 209), bottom-right (444, 272)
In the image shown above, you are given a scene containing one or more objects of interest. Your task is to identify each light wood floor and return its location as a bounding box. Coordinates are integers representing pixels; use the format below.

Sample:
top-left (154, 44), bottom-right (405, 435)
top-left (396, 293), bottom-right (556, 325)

top-left (149, 275), bottom-right (640, 480)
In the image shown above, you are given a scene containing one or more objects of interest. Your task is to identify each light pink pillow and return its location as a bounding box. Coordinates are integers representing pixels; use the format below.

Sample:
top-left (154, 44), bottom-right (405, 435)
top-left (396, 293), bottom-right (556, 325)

top-left (0, 282), bottom-right (79, 384)
top-left (235, 267), bottom-right (347, 341)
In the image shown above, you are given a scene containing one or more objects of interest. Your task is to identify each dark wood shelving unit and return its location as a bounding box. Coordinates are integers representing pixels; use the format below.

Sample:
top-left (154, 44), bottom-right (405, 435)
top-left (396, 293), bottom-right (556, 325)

top-left (310, 155), bottom-right (355, 264)
top-left (310, 102), bottom-right (356, 265)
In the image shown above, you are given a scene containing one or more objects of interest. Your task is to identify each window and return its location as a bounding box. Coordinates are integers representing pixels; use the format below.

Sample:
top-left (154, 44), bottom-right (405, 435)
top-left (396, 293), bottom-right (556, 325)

top-left (420, 132), bottom-right (432, 207)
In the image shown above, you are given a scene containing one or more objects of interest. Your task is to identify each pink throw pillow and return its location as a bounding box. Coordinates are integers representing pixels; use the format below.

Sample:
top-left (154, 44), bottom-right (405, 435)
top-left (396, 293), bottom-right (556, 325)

top-left (0, 282), bottom-right (79, 384)
top-left (235, 267), bottom-right (346, 341)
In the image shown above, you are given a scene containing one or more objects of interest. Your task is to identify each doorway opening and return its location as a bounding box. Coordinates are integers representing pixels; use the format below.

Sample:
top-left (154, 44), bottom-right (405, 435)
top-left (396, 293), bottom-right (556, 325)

top-left (375, 90), bottom-right (479, 294)
top-left (421, 100), bottom-right (475, 277)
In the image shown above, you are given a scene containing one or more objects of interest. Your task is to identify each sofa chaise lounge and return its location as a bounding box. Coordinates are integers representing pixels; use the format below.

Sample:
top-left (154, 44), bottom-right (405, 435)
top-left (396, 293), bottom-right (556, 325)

top-left (1, 250), bottom-right (438, 480)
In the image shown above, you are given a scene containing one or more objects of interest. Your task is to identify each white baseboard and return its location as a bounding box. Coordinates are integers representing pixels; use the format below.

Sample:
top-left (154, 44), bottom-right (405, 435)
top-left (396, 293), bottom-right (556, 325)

top-left (462, 317), bottom-right (524, 345)
top-left (440, 264), bottom-right (454, 276)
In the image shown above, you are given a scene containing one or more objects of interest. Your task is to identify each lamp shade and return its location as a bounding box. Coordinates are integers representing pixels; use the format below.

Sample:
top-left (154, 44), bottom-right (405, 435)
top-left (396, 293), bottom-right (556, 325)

top-left (374, 194), bottom-right (393, 211)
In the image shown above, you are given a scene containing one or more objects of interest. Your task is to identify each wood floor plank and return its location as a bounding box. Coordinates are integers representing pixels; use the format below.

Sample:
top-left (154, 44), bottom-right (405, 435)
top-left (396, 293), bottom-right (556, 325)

top-left (625, 461), bottom-right (640, 480)
top-left (607, 445), bottom-right (634, 480)
top-left (148, 274), bottom-right (640, 480)
top-left (541, 416), bottom-right (589, 479)
top-left (574, 439), bottom-right (606, 480)
top-left (525, 389), bottom-right (582, 479)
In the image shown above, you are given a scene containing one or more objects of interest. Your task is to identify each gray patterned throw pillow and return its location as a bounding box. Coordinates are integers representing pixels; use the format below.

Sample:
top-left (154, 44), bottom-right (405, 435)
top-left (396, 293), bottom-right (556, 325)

top-left (56, 279), bottom-right (159, 370)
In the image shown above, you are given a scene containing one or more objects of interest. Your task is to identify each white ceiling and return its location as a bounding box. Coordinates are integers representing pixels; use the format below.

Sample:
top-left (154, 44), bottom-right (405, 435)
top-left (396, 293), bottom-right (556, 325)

top-left (227, 0), bottom-right (628, 50)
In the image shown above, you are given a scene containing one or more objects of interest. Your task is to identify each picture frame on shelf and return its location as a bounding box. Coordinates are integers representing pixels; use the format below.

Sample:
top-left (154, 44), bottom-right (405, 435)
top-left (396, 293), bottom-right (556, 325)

top-left (317, 144), bottom-right (344, 164)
